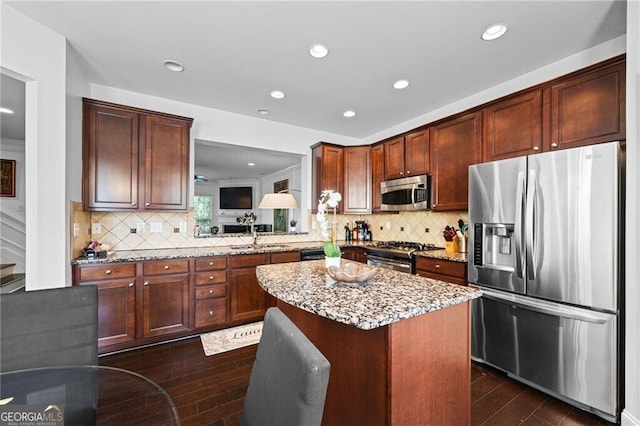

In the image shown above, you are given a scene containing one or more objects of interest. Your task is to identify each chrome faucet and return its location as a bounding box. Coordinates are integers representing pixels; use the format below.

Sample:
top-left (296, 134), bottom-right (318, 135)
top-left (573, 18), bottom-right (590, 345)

top-left (252, 224), bottom-right (259, 245)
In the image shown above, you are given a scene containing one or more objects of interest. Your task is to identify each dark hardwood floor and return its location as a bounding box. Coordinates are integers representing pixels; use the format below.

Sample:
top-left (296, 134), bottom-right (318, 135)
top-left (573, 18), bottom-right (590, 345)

top-left (99, 337), bottom-right (615, 426)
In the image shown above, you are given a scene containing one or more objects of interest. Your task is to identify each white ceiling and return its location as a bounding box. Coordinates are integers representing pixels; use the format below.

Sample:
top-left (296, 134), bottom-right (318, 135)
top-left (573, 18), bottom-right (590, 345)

top-left (1, 1), bottom-right (626, 178)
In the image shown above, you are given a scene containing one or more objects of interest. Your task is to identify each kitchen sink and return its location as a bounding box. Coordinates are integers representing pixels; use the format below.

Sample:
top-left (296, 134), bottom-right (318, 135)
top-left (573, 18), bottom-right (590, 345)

top-left (230, 244), bottom-right (289, 250)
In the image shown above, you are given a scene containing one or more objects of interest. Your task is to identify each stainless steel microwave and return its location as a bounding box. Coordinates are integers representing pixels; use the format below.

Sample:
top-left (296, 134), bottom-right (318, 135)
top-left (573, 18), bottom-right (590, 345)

top-left (380, 175), bottom-right (431, 211)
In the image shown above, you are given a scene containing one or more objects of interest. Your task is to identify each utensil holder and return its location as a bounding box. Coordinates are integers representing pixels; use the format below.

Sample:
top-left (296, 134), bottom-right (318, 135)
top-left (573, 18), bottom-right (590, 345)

top-left (458, 236), bottom-right (467, 253)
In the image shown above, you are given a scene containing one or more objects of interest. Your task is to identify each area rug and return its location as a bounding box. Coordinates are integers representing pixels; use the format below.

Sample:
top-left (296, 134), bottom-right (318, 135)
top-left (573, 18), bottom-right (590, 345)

top-left (200, 321), bottom-right (263, 356)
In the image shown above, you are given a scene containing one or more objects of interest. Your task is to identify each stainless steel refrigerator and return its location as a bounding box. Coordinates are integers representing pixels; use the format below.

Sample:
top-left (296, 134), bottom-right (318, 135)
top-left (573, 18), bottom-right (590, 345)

top-left (468, 141), bottom-right (624, 422)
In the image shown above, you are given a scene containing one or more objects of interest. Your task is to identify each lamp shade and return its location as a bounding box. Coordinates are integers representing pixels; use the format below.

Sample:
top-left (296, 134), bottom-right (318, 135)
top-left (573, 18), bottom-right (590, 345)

top-left (258, 193), bottom-right (298, 209)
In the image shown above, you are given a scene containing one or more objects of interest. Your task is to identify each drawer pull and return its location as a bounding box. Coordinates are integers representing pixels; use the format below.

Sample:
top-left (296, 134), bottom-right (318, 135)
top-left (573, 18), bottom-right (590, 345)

top-left (209, 290), bottom-right (214, 294)
top-left (435, 264), bottom-right (440, 268)
top-left (164, 265), bottom-right (169, 270)
top-left (128, 282), bottom-right (134, 287)
top-left (209, 261), bottom-right (214, 266)
top-left (144, 281), bottom-right (149, 286)
top-left (209, 310), bottom-right (214, 316)
top-left (209, 276), bottom-right (214, 280)
top-left (105, 270), bottom-right (112, 275)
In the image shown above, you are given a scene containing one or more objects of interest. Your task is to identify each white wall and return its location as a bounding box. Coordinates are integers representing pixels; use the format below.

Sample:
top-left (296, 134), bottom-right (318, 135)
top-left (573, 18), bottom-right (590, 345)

top-left (1, 4), bottom-right (67, 289)
top-left (89, 84), bottom-right (361, 155)
top-left (622, 2), bottom-right (639, 425)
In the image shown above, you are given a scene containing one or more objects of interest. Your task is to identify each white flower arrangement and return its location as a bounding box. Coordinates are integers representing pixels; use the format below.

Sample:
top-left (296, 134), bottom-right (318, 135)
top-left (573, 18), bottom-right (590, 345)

top-left (317, 190), bottom-right (342, 257)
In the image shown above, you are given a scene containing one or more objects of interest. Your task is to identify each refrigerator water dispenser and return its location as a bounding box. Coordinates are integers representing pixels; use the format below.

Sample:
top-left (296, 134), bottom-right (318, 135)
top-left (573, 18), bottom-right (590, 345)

top-left (473, 223), bottom-right (514, 270)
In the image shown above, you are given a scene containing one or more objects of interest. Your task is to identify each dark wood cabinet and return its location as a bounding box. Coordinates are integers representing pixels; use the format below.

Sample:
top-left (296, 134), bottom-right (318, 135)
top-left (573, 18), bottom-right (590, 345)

top-left (371, 144), bottom-right (384, 212)
top-left (383, 129), bottom-right (429, 180)
top-left (311, 142), bottom-right (344, 212)
top-left (193, 257), bottom-right (228, 329)
top-left (482, 89), bottom-right (543, 161)
top-left (82, 98), bottom-right (193, 211)
top-left (548, 59), bottom-right (625, 150)
top-left (342, 247), bottom-right (367, 263)
top-left (229, 254), bottom-right (269, 322)
top-left (343, 146), bottom-right (371, 214)
top-left (75, 263), bottom-right (136, 348)
top-left (141, 259), bottom-right (190, 338)
top-left (430, 112), bottom-right (482, 211)
top-left (415, 256), bottom-right (467, 286)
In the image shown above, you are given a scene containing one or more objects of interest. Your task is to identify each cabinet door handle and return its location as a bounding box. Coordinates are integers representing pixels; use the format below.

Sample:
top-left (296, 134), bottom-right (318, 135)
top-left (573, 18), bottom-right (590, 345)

top-left (145, 202), bottom-right (150, 207)
top-left (407, 170), bottom-right (411, 174)
top-left (209, 310), bottom-right (214, 316)
top-left (128, 282), bottom-right (134, 287)
top-left (533, 146), bottom-right (540, 151)
top-left (164, 265), bottom-right (169, 270)
top-left (105, 270), bottom-right (112, 275)
top-left (144, 281), bottom-right (149, 286)
top-left (132, 202), bottom-right (136, 206)
top-left (400, 171), bottom-right (404, 176)
top-left (551, 142), bottom-right (558, 148)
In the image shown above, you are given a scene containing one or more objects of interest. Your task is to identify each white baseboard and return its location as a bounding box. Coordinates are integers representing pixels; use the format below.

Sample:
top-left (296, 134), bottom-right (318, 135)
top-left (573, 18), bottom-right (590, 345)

top-left (622, 409), bottom-right (640, 426)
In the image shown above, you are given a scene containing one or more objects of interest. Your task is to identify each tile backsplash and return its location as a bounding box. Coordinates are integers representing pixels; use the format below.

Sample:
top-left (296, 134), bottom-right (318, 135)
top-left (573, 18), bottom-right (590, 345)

top-left (79, 208), bottom-right (468, 254)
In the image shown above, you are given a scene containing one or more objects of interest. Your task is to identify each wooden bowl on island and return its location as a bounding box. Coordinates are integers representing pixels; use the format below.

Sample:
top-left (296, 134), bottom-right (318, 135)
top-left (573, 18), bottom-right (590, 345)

top-left (326, 262), bottom-right (377, 283)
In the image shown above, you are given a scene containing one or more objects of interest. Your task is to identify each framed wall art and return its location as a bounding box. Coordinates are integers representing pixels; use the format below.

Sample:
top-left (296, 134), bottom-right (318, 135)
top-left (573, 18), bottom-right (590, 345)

top-left (0, 159), bottom-right (16, 197)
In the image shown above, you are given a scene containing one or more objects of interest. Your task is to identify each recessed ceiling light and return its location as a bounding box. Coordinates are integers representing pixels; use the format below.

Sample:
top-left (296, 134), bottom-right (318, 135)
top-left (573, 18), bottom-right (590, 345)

top-left (343, 110), bottom-right (356, 118)
top-left (257, 108), bottom-right (270, 115)
top-left (309, 44), bottom-right (329, 58)
top-left (270, 90), bottom-right (285, 99)
top-left (248, 162), bottom-right (255, 167)
top-left (481, 24), bottom-right (508, 41)
top-left (393, 79), bottom-right (410, 90)
top-left (0, 107), bottom-right (14, 114)
top-left (163, 60), bottom-right (185, 72)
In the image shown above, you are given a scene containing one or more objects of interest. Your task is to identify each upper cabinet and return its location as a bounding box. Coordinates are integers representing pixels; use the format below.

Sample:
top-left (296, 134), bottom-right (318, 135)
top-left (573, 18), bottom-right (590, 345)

top-left (548, 59), bottom-right (625, 151)
top-left (482, 88), bottom-right (543, 162)
top-left (311, 142), bottom-right (344, 212)
top-left (83, 98), bottom-right (193, 211)
top-left (430, 112), bottom-right (482, 211)
top-left (371, 144), bottom-right (385, 212)
top-left (343, 146), bottom-right (372, 214)
top-left (383, 129), bottom-right (429, 180)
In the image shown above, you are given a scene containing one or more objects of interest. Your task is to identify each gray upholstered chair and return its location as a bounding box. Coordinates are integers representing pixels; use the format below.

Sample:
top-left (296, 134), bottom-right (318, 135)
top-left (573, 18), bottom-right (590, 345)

top-left (0, 285), bottom-right (98, 372)
top-left (240, 307), bottom-right (331, 426)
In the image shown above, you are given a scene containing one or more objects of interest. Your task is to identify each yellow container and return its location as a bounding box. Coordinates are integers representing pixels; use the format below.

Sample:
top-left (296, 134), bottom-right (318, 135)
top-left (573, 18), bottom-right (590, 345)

top-left (445, 241), bottom-right (456, 253)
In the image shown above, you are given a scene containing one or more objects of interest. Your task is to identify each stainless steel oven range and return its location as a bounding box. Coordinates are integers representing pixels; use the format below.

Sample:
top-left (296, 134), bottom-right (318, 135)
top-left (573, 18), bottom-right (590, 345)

top-left (366, 241), bottom-right (442, 274)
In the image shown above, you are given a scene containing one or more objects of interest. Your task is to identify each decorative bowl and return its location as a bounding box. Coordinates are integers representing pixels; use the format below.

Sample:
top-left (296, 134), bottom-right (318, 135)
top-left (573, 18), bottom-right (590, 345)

top-left (326, 262), bottom-right (377, 283)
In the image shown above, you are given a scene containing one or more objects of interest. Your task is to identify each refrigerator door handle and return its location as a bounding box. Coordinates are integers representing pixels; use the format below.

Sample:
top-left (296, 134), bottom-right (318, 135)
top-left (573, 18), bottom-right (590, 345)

top-left (476, 287), bottom-right (610, 324)
top-left (514, 170), bottom-right (526, 279)
top-left (525, 170), bottom-right (537, 280)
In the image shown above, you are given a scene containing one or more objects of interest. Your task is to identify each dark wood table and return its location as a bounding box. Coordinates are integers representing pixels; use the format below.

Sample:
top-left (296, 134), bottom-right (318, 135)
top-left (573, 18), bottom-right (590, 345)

top-left (0, 365), bottom-right (179, 425)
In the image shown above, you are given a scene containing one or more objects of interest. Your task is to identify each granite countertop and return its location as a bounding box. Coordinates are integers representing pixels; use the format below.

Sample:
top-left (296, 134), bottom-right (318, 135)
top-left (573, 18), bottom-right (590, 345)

top-left (256, 259), bottom-right (481, 330)
top-left (414, 249), bottom-right (468, 263)
top-left (71, 241), bottom-right (376, 265)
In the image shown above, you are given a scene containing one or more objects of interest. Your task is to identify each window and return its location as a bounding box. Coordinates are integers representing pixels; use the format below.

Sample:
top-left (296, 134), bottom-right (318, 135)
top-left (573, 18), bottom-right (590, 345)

top-left (194, 195), bottom-right (212, 230)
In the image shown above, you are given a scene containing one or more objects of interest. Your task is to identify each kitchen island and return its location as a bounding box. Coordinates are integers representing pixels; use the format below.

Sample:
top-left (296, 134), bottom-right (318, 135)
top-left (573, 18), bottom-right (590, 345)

top-left (256, 260), bottom-right (481, 425)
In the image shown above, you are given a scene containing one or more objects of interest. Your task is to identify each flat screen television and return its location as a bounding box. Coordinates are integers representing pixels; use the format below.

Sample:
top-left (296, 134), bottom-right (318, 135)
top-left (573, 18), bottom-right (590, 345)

top-left (219, 186), bottom-right (253, 209)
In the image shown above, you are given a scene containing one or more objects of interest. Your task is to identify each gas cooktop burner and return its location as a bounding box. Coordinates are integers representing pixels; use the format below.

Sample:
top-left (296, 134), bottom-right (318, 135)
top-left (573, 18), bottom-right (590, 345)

top-left (374, 241), bottom-right (443, 251)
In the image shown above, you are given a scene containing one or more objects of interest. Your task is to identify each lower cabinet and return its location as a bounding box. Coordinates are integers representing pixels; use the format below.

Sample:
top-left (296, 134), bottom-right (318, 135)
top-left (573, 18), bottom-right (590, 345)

top-left (72, 249), bottom-right (304, 353)
top-left (342, 247), bottom-right (367, 263)
top-left (229, 253), bottom-right (269, 323)
top-left (141, 259), bottom-right (190, 338)
top-left (75, 263), bottom-right (137, 348)
top-left (193, 256), bottom-right (228, 328)
top-left (415, 256), bottom-right (467, 286)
